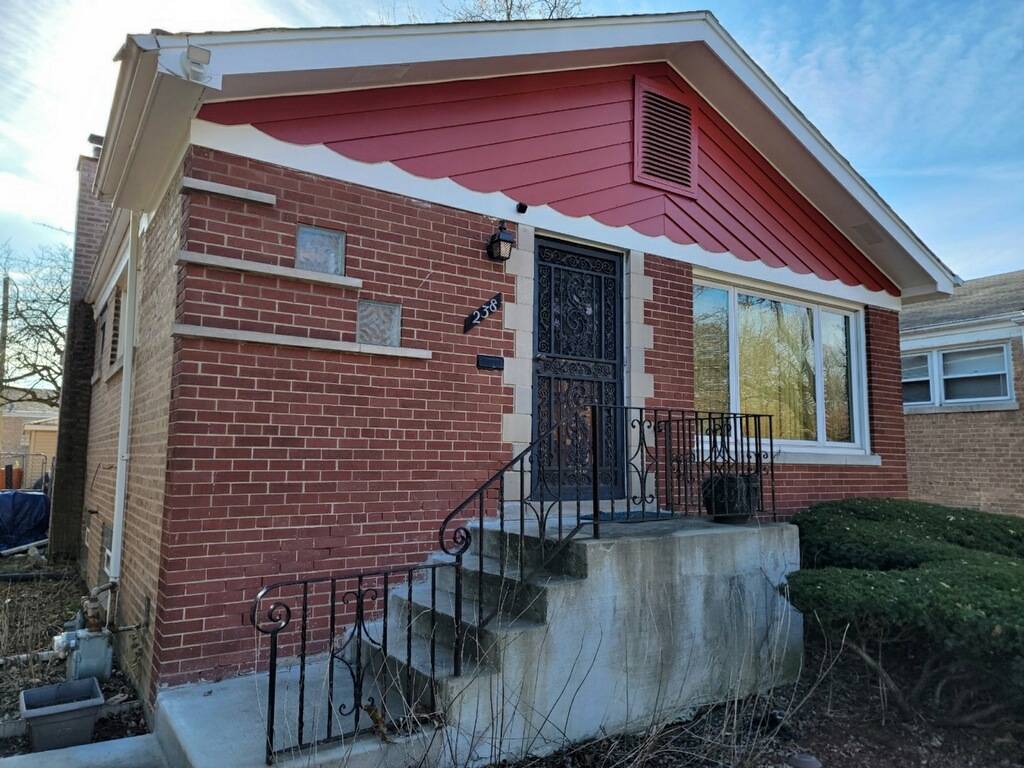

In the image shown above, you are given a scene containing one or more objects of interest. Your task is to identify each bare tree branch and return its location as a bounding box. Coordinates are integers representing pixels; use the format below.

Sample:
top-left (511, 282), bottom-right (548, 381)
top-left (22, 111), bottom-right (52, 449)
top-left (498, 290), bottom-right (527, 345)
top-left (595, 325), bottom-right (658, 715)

top-left (0, 242), bottom-right (70, 409)
top-left (441, 0), bottom-right (584, 22)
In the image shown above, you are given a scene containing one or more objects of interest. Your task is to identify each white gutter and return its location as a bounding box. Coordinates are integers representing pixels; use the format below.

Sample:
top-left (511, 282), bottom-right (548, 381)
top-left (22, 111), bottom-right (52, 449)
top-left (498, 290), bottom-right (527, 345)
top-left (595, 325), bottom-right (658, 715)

top-left (109, 211), bottom-right (139, 585)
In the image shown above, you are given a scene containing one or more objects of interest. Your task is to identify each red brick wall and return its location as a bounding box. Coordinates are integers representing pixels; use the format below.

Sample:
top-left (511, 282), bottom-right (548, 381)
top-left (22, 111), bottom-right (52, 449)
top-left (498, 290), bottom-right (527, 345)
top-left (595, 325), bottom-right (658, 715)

top-left (121, 172), bottom-right (182, 698)
top-left (905, 336), bottom-right (1024, 516)
top-left (52, 155), bottom-right (111, 560)
top-left (80, 364), bottom-right (121, 586)
top-left (645, 257), bottom-right (694, 409)
top-left (152, 147), bottom-right (516, 686)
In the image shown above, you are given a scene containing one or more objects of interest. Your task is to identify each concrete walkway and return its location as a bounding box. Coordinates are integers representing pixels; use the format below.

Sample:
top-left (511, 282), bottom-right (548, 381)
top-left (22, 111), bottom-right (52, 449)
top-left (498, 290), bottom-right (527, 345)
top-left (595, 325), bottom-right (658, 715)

top-left (0, 733), bottom-right (167, 768)
top-left (4, 670), bottom-right (438, 768)
top-left (154, 655), bottom-right (441, 768)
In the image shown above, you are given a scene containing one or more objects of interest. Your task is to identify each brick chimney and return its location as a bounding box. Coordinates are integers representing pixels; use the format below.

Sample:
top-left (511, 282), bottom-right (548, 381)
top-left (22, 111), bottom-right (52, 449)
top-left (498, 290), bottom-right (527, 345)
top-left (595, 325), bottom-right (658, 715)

top-left (50, 149), bottom-right (113, 561)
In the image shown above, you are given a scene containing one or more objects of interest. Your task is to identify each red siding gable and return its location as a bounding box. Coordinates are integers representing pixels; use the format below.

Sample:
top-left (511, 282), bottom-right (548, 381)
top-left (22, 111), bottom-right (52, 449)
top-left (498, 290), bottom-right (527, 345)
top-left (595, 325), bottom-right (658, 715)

top-left (199, 64), bottom-right (898, 295)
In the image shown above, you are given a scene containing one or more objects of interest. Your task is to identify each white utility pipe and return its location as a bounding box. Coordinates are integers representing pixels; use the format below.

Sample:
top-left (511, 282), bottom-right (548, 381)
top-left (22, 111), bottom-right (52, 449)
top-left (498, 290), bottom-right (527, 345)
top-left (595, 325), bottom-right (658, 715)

top-left (0, 538), bottom-right (48, 556)
top-left (109, 211), bottom-right (139, 586)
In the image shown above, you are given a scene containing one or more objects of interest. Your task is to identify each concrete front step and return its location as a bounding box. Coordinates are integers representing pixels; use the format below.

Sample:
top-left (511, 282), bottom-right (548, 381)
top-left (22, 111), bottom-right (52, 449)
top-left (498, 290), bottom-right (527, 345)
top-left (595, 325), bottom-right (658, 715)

top-left (387, 584), bottom-right (546, 672)
top-left (0, 734), bottom-right (168, 768)
top-left (468, 517), bottom-right (591, 577)
top-left (427, 551), bottom-right (581, 624)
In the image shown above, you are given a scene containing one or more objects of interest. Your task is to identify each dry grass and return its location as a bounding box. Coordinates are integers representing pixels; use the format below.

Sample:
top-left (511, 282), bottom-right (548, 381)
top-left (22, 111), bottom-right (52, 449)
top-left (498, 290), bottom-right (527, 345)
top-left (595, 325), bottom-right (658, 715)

top-left (0, 556), bottom-right (84, 718)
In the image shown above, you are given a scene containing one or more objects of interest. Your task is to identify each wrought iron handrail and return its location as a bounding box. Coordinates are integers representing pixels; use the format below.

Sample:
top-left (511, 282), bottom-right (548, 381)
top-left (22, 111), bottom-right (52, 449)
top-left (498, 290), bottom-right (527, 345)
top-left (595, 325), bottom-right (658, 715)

top-left (438, 405), bottom-right (603, 556)
top-left (250, 405), bottom-right (774, 763)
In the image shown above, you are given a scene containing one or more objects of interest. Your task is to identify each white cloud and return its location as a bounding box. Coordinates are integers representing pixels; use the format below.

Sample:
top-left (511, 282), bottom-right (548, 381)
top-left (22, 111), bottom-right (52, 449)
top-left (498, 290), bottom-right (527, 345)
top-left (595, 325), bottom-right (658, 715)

top-left (0, 0), bottom-right (376, 254)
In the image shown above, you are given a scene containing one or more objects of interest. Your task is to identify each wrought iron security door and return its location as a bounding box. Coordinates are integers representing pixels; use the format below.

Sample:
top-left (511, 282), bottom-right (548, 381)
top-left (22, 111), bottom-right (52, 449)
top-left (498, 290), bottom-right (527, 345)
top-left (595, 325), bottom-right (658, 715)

top-left (533, 239), bottom-right (624, 499)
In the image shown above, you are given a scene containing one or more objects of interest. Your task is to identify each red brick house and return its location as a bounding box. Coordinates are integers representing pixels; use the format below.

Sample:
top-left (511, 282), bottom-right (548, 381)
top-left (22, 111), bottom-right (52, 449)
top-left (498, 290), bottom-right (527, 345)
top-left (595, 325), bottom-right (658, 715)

top-left (58, 12), bottom-right (956, 764)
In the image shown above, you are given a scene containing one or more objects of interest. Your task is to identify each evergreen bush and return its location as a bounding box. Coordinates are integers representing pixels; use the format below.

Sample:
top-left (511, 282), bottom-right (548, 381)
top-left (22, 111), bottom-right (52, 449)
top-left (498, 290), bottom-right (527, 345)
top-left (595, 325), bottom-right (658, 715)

top-left (787, 498), bottom-right (1024, 727)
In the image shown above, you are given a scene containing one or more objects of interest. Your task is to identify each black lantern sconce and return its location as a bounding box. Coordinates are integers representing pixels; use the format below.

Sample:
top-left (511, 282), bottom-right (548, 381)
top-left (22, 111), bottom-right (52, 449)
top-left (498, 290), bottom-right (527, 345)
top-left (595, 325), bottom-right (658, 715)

top-left (487, 220), bottom-right (516, 261)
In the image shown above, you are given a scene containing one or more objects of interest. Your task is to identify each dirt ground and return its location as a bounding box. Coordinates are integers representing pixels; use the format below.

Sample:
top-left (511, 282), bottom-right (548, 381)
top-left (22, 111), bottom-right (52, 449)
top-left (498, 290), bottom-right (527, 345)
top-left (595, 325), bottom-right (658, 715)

top-left (0, 557), bottom-right (1020, 765)
top-left (0, 553), bottom-right (147, 757)
top-left (517, 636), bottom-right (1023, 768)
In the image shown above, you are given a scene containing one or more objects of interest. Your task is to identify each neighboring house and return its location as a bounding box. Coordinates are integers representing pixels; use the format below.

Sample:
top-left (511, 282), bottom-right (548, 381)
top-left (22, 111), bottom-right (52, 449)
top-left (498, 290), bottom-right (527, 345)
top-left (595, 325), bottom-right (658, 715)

top-left (0, 393), bottom-right (58, 488)
top-left (24, 416), bottom-right (59, 460)
top-left (901, 269), bottom-right (1024, 516)
top-left (0, 393), bottom-right (58, 454)
top-left (57, 13), bottom-right (956, 764)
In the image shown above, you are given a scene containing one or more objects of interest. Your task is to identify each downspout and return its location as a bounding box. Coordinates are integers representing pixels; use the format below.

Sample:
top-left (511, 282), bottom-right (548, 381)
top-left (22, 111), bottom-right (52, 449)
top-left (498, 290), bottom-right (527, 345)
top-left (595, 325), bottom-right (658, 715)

top-left (109, 211), bottom-right (139, 588)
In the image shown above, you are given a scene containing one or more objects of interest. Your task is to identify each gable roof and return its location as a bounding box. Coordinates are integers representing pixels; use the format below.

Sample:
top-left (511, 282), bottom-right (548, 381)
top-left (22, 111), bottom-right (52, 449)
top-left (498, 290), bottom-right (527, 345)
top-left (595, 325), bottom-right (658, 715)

top-left (900, 269), bottom-right (1024, 332)
top-left (94, 12), bottom-right (959, 302)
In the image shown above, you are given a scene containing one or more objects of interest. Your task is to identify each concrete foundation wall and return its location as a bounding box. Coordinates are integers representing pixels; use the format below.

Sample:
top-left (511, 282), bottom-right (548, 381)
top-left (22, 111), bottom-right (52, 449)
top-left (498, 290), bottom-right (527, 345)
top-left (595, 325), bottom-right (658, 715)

top-left (445, 521), bottom-right (802, 764)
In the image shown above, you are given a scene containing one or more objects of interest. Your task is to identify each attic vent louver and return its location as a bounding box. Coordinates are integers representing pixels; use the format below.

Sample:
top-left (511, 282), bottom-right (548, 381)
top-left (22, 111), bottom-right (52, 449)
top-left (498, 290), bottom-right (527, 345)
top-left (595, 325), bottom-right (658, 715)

top-left (634, 77), bottom-right (698, 197)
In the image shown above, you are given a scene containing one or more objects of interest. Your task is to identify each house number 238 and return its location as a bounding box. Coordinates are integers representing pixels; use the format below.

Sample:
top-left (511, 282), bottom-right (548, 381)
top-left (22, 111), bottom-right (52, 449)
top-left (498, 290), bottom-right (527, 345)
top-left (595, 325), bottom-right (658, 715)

top-left (463, 293), bottom-right (503, 333)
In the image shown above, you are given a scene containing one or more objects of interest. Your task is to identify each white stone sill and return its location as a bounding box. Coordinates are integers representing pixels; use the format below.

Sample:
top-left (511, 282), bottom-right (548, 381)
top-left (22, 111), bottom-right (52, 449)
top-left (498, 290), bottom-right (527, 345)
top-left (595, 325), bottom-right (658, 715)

top-left (177, 250), bottom-right (363, 291)
top-left (172, 323), bottom-right (432, 360)
top-left (904, 400), bottom-right (1018, 415)
top-left (773, 451), bottom-right (881, 467)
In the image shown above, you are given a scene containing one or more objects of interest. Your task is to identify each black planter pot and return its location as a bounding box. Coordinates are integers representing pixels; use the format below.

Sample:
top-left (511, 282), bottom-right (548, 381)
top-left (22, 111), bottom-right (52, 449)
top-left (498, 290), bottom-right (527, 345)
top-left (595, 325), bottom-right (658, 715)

top-left (701, 473), bottom-right (761, 522)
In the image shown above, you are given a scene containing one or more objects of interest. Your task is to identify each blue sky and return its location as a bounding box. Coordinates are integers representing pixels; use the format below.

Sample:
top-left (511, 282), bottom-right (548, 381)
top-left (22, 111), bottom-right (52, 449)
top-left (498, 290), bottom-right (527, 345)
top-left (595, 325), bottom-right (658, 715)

top-left (1, 0), bottom-right (1021, 280)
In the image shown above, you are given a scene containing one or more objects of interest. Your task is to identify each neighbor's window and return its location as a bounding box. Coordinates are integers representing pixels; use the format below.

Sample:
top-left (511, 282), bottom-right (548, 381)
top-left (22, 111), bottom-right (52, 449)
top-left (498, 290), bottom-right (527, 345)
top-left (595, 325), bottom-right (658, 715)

top-left (694, 283), bottom-right (858, 445)
top-left (901, 354), bottom-right (931, 404)
top-left (901, 345), bottom-right (1011, 406)
top-left (296, 224), bottom-right (346, 276)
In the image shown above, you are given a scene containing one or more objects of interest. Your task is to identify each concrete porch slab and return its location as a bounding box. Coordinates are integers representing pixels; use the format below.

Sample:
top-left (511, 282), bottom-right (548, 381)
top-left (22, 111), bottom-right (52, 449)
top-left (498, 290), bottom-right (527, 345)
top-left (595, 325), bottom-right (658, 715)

top-left (154, 653), bottom-right (444, 768)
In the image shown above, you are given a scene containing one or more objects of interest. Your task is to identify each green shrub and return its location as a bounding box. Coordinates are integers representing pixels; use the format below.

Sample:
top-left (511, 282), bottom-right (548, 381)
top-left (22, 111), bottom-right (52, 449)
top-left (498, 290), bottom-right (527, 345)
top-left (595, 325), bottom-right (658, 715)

top-left (794, 498), bottom-right (1024, 570)
top-left (787, 498), bottom-right (1024, 724)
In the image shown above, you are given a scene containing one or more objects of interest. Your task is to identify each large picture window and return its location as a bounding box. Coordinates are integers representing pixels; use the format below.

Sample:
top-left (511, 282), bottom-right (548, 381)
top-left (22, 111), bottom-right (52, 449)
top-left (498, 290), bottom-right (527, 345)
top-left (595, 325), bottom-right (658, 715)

top-left (694, 283), bottom-right (859, 445)
top-left (901, 345), bottom-right (1011, 406)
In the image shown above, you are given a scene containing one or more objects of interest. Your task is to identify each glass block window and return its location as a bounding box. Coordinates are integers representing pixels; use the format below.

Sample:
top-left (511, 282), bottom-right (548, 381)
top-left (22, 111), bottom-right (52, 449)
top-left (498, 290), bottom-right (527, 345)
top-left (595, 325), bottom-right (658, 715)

top-left (296, 224), bottom-right (345, 275)
top-left (357, 300), bottom-right (401, 347)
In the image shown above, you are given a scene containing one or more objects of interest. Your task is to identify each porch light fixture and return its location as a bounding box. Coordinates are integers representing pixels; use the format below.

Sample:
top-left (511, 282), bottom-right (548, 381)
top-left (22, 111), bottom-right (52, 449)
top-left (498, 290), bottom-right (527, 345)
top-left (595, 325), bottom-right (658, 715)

top-left (487, 221), bottom-right (515, 261)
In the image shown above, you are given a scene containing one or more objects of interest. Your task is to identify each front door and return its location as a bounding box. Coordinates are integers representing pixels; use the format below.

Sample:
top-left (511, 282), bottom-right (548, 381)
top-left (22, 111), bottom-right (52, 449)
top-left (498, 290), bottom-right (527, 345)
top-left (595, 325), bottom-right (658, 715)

top-left (533, 238), bottom-right (624, 499)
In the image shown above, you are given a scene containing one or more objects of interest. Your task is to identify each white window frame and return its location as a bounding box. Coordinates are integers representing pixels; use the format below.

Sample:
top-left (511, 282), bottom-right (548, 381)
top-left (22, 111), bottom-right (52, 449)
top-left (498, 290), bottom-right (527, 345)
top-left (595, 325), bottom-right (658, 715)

top-left (901, 343), bottom-right (1013, 407)
top-left (695, 280), bottom-right (869, 455)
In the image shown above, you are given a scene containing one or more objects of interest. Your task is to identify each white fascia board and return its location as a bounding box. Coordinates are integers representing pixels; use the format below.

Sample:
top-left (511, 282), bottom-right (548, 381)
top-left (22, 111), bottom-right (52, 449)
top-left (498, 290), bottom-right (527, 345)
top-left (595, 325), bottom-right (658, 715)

top-left (686, 25), bottom-right (957, 299)
top-left (97, 37), bottom-right (205, 210)
top-left (85, 208), bottom-right (131, 306)
top-left (140, 13), bottom-right (711, 83)
top-left (96, 40), bottom-right (157, 201)
top-left (901, 315), bottom-right (1024, 350)
top-left (192, 119), bottom-right (900, 310)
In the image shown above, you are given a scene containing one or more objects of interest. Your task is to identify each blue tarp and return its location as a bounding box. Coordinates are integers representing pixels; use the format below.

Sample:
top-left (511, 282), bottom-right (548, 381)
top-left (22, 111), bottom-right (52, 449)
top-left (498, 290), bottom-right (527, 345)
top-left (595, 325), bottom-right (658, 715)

top-left (0, 491), bottom-right (50, 550)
